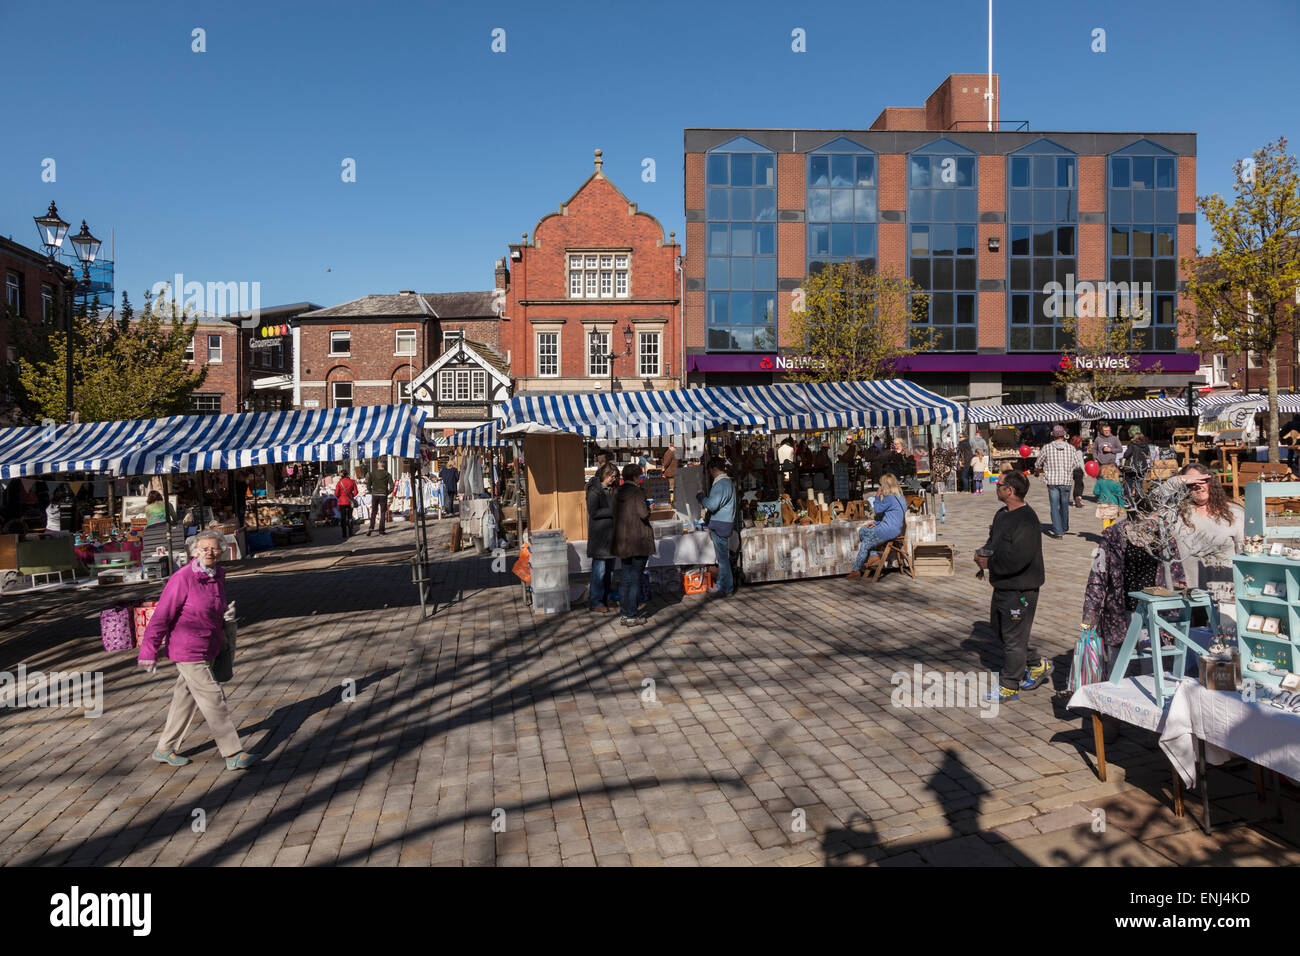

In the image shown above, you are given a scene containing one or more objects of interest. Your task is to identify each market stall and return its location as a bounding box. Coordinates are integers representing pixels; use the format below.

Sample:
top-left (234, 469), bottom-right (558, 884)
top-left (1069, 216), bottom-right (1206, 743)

top-left (499, 379), bottom-right (963, 588)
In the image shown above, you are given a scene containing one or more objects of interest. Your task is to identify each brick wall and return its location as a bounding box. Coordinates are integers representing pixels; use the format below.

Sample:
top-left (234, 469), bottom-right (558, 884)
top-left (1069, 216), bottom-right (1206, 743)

top-left (191, 320), bottom-right (240, 414)
top-left (504, 167), bottom-right (680, 389)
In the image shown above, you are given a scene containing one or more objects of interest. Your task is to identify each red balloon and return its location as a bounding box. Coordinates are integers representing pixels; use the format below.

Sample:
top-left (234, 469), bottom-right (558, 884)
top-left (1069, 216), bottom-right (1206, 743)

top-left (1019, 445), bottom-right (1032, 459)
top-left (1084, 459), bottom-right (1101, 478)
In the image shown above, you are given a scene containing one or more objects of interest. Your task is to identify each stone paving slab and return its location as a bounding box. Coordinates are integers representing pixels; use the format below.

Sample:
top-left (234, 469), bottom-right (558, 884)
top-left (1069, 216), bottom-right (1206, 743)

top-left (0, 483), bottom-right (1296, 866)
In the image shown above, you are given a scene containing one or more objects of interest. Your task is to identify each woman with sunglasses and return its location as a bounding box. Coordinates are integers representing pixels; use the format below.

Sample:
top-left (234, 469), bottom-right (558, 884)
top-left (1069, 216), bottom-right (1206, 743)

top-left (137, 530), bottom-right (260, 770)
top-left (1173, 462), bottom-right (1245, 617)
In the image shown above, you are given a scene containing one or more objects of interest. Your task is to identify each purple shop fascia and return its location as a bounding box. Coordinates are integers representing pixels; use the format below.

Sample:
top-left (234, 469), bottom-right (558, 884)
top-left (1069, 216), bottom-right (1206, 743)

top-left (687, 352), bottom-right (1200, 375)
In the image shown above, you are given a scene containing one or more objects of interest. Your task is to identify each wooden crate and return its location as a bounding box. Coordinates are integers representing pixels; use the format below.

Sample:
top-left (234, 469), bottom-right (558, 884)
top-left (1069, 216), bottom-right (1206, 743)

top-left (911, 542), bottom-right (954, 577)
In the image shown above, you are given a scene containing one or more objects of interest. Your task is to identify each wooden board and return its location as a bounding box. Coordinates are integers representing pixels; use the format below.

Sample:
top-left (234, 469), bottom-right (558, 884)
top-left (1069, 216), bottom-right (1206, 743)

top-left (524, 434), bottom-right (588, 540)
top-left (911, 542), bottom-right (954, 577)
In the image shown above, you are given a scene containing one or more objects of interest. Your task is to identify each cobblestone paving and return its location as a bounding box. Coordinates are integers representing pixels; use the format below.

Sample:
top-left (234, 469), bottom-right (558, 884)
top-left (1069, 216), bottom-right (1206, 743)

top-left (0, 489), bottom-right (1296, 867)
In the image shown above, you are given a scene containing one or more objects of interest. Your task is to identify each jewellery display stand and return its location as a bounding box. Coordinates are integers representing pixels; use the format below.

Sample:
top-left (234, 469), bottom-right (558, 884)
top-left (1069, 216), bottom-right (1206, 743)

top-left (1108, 591), bottom-right (1219, 705)
top-left (1233, 553), bottom-right (1300, 687)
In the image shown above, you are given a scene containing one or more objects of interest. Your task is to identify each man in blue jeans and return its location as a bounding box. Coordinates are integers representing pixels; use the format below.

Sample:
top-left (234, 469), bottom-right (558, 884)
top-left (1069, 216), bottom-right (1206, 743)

top-left (698, 459), bottom-right (738, 597)
top-left (1036, 424), bottom-right (1084, 538)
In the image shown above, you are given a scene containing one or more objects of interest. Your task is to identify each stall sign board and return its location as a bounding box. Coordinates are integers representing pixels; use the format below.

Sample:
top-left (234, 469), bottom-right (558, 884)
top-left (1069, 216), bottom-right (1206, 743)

top-left (303, 399), bottom-right (320, 408)
top-left (642, 477), bottom-right (670, 502)
top-left (1198, 400), bottom-right (1259, 443)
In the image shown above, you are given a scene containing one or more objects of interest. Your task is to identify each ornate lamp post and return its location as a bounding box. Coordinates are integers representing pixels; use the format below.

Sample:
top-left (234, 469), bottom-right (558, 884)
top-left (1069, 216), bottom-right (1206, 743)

top-left (33, 202), bottom-right (100, 422)
top-left (591, 321), bottom-right (636, 393)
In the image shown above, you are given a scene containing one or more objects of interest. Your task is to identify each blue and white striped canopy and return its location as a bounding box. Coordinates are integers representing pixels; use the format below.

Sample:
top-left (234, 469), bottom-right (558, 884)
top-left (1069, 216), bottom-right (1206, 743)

top-left (967, 403), bottom-right (1082, 425)
top-left (0, 405), bottom-right (428, 478)
top-left (1080, 398), bottom-right (1190, 420)
top-left (502, 380), bottom-right (960, 439)
top-left (447, 421), bottom-right (507, 447)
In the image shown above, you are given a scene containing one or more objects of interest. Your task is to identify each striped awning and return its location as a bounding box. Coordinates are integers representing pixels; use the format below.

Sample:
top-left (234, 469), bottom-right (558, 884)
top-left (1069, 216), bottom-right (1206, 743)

top-left (0, 405), bottom-right (428, 478)
top-left (447, 421), bottom-right (508, 447)
top-left (967, 403), bottom-right (1082, 425)
top-left (502, 380), bottom-right (961, 439)
top-left (1081, 398), bottom-right (1190, 420)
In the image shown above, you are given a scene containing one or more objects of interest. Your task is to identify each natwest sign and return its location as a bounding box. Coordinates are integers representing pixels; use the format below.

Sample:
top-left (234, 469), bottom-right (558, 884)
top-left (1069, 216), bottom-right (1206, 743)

top-left (1058, 354), bottom-right (1134, 371)
top-left (690, 353), bottom-right (829, 374)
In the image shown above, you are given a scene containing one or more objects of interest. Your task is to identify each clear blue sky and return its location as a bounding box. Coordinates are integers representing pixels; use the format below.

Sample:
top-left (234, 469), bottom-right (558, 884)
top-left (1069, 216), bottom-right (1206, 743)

top-left (2, 0), bottom-right (1295, 311)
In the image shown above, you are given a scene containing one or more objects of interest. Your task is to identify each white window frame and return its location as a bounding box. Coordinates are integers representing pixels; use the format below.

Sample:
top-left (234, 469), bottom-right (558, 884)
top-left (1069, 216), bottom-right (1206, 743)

top-left (471, 369), bottom-right (486, 401)
top-left (588, 331), bottom-right (610, 377)
top-left (184, 336), bottom-right (195, 363)
top-left (537, 332), bottom-right (559, 378)
top-left (192, 394), bottom-right (221, 414)
top-left (638, 331), bottom-right (661, 377)
top-left (4, 274), bottom-right (18, 313)
top-left (396, 380), bottom-right (412, 402)
top-left (455, 369), bottom-right (471, 401)
top-left (442, 330), bottom-right (464, 353)
top-left (331, 381), bottom-right (353, 407)
top-left (329, 330), bottom-right (351, 356)
top-left (395, 329), bottom-right (417, 356)
top-left (439, 370), bottom-right (455, 401)
top-left (40, 285), bottom-right (53, 322)
top-left (567, 251), bottom-right (631, 299)
top-left (207, 334), bottom-right (223, 363)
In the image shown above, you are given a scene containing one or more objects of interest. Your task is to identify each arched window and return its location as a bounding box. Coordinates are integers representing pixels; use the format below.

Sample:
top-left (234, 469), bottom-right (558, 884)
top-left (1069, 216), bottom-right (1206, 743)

top-left (1007, 138), bottom-right (1078, 352)
top-left (908, 138), bottom-right (978, 352)
top-left (705, 136), bottom-right (777, 352)
top-left (1108, 139), bottom-right (1178, 351)
top-left (806, 137), bottom-right (877, 277)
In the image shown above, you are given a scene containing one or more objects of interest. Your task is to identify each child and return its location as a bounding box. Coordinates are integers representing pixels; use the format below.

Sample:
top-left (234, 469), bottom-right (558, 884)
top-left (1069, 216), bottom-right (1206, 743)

top-left (970, 451), bottom-right (988, 493)
top-left (1094, 463), bottom-right (1125, 530)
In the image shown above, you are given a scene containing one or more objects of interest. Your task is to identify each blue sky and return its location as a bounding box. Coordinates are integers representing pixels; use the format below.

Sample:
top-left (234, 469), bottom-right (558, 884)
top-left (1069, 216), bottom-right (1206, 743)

top-left (2, 0), bottom-right (1295, 311)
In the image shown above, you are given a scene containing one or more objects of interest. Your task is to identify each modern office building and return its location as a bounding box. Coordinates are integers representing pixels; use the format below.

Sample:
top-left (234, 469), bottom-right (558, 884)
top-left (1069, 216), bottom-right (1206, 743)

top-left (683, 74), bottom-right (1201, 405)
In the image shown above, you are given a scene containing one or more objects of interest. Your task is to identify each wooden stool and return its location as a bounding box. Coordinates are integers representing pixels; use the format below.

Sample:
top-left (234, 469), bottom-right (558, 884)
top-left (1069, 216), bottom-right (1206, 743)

top-left (870, 534), bottom-right (913, 582)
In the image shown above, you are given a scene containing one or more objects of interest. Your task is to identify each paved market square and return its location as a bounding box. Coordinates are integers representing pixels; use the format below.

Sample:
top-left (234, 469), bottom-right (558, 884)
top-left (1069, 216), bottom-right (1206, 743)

top-left (2, 481), bottom-right (1297, 867)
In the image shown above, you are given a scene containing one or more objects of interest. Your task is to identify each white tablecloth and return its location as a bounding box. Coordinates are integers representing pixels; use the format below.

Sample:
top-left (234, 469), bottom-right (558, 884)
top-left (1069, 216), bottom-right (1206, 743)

top-left (565, 531), bottom-right (719, 573)
top-left (1069, 677), bottom-right (1300, 788)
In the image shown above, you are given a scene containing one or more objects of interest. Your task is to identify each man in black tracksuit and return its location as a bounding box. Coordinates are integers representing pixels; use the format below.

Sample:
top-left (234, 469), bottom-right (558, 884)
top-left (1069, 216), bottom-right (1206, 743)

top-left (975, 470), bottom-right (1052, 700)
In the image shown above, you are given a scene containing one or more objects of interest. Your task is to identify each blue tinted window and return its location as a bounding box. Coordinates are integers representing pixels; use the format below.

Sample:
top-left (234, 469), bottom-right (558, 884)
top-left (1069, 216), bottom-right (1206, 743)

top-left (1107, 141), bottom-right (1178, 351)
top-left (806, 140), bottom-right (878, 286)
top-left (909, 138), bottom-right (978, 348)
top-left (1006, 140), bottom-right (1079, 352)
top-left (705, 143), bottom-right (778, 351)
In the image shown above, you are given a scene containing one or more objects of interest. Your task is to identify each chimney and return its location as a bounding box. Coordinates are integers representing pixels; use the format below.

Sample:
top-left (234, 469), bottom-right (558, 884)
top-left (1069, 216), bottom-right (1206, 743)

top-left (494, 257), bottom-right (509, 291)
top-left (398, 289), bottom-right (416, 294)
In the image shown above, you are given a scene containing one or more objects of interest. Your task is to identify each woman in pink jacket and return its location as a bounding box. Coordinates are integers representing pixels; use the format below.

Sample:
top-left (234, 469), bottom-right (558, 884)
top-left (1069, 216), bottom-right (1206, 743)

top-left (137, 530), bottom-right (260, 770)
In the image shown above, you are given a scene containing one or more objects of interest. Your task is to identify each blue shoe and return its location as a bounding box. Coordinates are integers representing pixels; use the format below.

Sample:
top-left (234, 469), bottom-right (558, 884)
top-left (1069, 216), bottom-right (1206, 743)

top-left (986, 685), bottom-right (1019, 703)
top-left (1020, 660), bottom-right (1054, 692)
top-left (225, 752), bottom-right (262, 771)
top-left (151, 748), bottom-right (191, 766)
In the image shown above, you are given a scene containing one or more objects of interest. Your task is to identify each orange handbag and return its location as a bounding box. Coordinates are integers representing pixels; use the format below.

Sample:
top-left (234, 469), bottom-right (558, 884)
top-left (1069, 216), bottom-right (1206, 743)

top-left (683, 569), bottom-right (714, 594)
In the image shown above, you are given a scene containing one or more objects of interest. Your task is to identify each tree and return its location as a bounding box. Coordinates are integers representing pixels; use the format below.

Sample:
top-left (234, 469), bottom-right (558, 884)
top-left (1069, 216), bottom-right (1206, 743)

top-left (1181, 138), bottom-right (1300, 463)
top-left (786, 263), bottom-right (932, 383)
top-left (16, 286), bottom-right (208, 423)
top-left (1052, 298), bottom-right (1162, 402)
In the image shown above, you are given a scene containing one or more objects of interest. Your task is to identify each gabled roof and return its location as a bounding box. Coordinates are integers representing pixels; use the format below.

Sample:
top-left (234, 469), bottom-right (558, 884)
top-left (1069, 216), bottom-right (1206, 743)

top-left (297, 291), bottom-right (497, 321)
top-left (419, 291), bottom-right (498, 318)
top-left (298, 294), bottom-right (436, 320)
top-left (410, 339), bottom-right (512, 395)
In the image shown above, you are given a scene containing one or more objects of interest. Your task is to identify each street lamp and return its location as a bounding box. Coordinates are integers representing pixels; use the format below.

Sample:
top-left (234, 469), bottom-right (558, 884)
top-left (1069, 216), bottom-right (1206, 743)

top-left (591, 321), bottom-right (635, 393)
top-left (33, 202), bottom-right (99, 422)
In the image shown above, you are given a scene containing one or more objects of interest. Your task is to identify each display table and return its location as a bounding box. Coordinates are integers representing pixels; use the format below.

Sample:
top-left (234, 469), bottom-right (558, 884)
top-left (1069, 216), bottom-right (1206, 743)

top-left (740, 520), bottom-right (869, 583)
top-left (564, 530), bottom-right (720, 575)
top-left (1069, 675), bottom-right (1298, 832)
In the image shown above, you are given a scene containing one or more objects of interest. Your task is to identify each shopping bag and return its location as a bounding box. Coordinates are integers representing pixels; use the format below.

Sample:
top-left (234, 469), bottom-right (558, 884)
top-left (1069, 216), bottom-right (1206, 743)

top-left (212, 619), bottom-right (236, 684)
top-left (512, 542), bottom-right (532, 585)
top-left (131, 600), bottom-right (160, 642)
top-left (1068, 625), bottom-right (1104, 692)
top-left (100, 603), bottom-right (135, 653)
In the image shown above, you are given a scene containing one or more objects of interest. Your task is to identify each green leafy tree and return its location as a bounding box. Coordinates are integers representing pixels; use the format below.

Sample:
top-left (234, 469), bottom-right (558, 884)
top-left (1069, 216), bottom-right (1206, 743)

top-left (786, 263), bottom-right (932, 383)
top-left (16, 285), bottom-right (208, 423)
top-left (1052, 298), bottom-right (1161, 402)
top-left (1181, 138), bottom-right (1300, 462)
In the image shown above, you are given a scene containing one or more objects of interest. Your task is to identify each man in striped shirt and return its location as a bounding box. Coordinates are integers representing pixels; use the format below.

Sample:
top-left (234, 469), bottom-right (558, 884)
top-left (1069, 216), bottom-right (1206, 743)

top-left (1037, 425), bottom-right (1084, 538)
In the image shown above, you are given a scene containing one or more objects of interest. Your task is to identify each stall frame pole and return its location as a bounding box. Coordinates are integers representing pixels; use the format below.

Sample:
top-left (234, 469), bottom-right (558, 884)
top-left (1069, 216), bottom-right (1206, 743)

top-left (162, 473), bottom-right (177, 571)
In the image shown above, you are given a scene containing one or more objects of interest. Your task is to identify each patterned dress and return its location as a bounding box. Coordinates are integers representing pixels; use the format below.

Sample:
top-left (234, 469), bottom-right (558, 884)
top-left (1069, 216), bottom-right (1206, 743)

top-left (1082, 520), bottom-right (1187, 648)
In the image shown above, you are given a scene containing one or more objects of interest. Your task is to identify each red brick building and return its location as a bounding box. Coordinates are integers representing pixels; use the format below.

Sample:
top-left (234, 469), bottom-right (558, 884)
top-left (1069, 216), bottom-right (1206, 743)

top-left (236, 302), bottom-right (320, 412)
top-left (185, 316), bottom-right (241, 415)
top-left (500, 149), bottom-right (682, 393)
top-left (295, 288), bottom-right (503, 418)
top-left (684, 74), bottom-right (1201, 406)
top-left (0, 235), bottom-right (75, 421)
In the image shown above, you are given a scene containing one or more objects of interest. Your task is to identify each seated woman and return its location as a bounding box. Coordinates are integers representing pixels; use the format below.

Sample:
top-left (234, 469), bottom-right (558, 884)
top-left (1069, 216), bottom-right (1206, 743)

top-left (846, 474), bottom-right (906, 580)
top-left (144, 490), bottom-right (175, 527)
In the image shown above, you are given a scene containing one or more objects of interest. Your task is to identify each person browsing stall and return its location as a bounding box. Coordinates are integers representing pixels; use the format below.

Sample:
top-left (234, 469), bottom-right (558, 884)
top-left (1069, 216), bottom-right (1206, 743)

top-left (697, 458), bottom-right (738, 597)
top-left (365, 461), bottom-right (395, 535)
top-left (613, 463), bottom-right (654, 626)
top-left (975, 471), bottom-right (1051, 702)
top-left (586, 463), bottom-right (620, 613)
